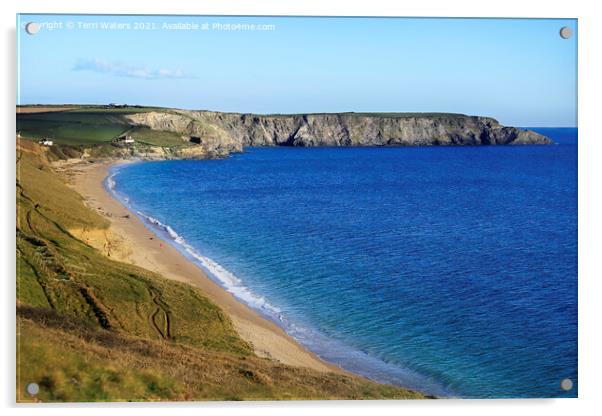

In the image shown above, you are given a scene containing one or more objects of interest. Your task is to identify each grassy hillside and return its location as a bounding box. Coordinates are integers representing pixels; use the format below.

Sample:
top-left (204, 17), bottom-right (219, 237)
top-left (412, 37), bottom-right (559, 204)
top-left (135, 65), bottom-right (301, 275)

top-left (16, 107), bottom-right (190, 159)
top-left (16, 142), bottom-right (426, 402)
top-left (17, 111), bottom-right (130, 144)
top-left (128, 127), bottom-right (185, 147)
top-left (16, 106), bottom-right (173, 145)
top-left (16, 106), bottom-right (190, 164)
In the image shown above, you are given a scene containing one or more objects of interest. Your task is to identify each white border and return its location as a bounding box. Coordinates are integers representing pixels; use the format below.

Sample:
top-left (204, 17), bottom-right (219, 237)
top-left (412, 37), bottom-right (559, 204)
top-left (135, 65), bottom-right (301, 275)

top-left (3, 1), bottom-right (600, 415)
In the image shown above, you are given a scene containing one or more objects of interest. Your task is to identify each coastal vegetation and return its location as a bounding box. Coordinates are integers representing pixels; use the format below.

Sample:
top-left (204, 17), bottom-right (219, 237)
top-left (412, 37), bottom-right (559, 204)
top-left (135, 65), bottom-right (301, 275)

top-left (16, 139), bottom-right (426, 402)
top-left (17, 110), bottom-right (131, 144)
top-left (16, 105), bottom-right (178, 145)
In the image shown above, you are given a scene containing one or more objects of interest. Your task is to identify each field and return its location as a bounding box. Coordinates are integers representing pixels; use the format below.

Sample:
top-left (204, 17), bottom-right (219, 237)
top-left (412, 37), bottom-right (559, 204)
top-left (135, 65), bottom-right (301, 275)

top-left (15, 141), bottom-right (426, 402)
top-left (17, 111), bottom-right (131, 145)
top-left (16, 106), bottom-right (170, 145)
top-left (16, 106), bottom-right (80, 114)
top-left (128, 127), bottom-right (186, 147)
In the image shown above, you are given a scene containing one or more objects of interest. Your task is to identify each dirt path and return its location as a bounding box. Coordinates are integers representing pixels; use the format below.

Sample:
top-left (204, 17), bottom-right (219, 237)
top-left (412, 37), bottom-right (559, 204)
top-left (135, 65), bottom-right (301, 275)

top-left (148, 287), bottom-right (171, 340)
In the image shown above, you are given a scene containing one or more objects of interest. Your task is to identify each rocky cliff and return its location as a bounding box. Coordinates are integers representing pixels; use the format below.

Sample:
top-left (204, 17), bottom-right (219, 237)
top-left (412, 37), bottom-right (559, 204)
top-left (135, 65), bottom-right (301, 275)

top-left (125, 110), bottom-right (552, 156)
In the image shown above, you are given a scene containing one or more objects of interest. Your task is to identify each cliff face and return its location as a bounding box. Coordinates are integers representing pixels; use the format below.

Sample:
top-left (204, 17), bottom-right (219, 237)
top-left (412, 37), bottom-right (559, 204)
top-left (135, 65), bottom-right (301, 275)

top-left (125, 110), bottom-right (552, 156)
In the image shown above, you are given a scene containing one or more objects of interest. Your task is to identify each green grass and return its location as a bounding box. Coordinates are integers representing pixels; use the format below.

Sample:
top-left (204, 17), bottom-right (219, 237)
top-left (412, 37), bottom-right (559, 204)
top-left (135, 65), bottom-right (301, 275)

top-left (18, 313), bottom-right (185, 402)
top-left (17, 104), bottom-right (164, 114)
top-left (17, 111), bottom-right (130, 145)
top-left (262, 112), bottom-right (469, 118)
top-left (16, 108), bottom-right (187, 147)
top-left (17, 147), bottom-right (108, 230)
top-left (16, 145), bottom-right (427, 402)
top-left (67, 106), bottom-right (166, 114)
top-left (17, 306), bottom-right (424, 402)
top-left (16, 256), bottom-right (51, 309)
top-left (129, 127), bottom-right (188, 147)
top-left (342, 112), bottom-right (468, 118)
top-left (17, 149), bottom-right (250, 353)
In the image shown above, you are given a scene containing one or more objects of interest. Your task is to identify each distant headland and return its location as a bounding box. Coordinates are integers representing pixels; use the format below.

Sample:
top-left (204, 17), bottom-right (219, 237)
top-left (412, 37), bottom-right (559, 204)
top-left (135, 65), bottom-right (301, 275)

top-left (16, 105), bottom-right (553, 161)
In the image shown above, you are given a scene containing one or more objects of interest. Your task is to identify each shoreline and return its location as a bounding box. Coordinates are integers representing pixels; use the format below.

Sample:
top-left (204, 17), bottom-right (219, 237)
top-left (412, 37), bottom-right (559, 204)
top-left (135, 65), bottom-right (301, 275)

top-left (59, 158), bottom-right (349, 376)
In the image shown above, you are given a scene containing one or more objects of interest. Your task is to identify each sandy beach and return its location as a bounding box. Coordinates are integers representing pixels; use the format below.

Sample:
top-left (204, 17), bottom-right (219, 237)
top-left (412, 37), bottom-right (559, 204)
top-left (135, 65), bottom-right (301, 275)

top-left (58, 158), bottom-right (343, 374)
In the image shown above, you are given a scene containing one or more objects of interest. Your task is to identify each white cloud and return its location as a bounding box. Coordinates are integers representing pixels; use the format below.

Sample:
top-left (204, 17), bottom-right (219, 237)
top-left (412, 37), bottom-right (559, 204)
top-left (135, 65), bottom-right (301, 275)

top-left (73, 58), bottom-right (193, 80)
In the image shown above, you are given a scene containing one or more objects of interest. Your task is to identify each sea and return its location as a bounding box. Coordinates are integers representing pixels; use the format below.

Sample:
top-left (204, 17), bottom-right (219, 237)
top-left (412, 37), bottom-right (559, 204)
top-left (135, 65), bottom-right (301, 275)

top-left (107, 128), bottom-right (577, 398)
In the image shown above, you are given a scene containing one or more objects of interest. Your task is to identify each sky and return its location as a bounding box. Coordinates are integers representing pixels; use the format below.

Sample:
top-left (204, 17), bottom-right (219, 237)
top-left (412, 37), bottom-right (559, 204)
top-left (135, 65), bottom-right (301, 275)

top-left (17, 15), bottom-right (577, 127)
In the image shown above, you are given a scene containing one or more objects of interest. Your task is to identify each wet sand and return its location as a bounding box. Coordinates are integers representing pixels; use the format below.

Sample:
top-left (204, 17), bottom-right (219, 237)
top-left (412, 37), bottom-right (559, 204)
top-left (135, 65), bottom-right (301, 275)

top-left (60, 159), bottom-right (344, 374)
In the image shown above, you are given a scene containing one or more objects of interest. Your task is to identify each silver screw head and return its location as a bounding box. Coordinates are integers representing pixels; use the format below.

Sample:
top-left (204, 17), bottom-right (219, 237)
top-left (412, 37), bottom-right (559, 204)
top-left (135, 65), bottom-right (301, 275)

top-left (559, 26), bottom-right (572, 39)
top-left (560, 378), bottom-right (573, 391)
top-left (25, 22), bottom-right (40, 35)
top-left (26, 382), bottom-right (39, 395)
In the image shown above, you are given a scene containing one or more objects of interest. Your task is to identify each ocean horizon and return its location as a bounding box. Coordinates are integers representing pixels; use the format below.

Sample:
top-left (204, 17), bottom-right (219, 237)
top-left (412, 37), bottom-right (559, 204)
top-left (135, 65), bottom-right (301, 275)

top-left (107, 127), bottom-right (577, 398)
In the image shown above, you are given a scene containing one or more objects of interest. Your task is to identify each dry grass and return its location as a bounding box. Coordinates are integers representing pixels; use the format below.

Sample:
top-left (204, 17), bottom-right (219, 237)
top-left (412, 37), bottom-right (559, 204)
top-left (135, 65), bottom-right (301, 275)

top-left (17, 305), bottom-right (424, 402)
top-left (15, 142), bottom-right (427, 402)
top-left (17, 106), bottom-right (80, 114)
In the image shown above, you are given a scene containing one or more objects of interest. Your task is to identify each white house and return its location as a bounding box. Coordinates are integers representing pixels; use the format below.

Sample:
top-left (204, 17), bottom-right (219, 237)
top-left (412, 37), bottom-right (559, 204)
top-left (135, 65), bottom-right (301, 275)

top-left (38, 138), bottom-right (53, 146)
top-left (113, 134), bottom-right (135, 146)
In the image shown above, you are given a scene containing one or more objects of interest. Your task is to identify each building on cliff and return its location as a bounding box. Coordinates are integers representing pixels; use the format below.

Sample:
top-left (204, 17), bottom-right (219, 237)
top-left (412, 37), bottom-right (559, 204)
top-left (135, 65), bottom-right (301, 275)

top-left (113, 134), bottom-right (135, 146)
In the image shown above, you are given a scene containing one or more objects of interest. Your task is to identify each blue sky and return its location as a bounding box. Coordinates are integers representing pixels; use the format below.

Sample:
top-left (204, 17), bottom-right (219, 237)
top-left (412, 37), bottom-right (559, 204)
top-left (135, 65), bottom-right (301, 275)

top-left (17, 15), bottom-right (577, 126)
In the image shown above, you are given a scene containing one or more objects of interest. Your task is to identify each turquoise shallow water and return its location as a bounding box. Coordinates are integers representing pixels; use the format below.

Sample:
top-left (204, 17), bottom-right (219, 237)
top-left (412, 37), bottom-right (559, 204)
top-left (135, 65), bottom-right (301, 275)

top-left (109, 128), bottom-right (577, 398)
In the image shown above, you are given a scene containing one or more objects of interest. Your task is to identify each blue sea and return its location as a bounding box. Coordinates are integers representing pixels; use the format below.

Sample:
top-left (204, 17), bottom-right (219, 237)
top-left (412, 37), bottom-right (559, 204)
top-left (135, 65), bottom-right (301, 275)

top-left (108, 128), bottom-right (577, 398)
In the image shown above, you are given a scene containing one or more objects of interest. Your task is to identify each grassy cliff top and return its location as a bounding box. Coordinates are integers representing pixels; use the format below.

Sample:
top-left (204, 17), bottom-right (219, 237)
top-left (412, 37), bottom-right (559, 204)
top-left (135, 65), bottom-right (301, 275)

top-left (17, 107), bottom-right (183, 146)
top-left (259, 112), bottom-right (469, 118)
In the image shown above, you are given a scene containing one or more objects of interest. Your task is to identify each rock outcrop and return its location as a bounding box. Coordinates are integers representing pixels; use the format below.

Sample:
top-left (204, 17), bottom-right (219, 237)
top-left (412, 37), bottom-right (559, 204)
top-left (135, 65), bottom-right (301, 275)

top-left (125, 110), bottom-right (552, 157)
